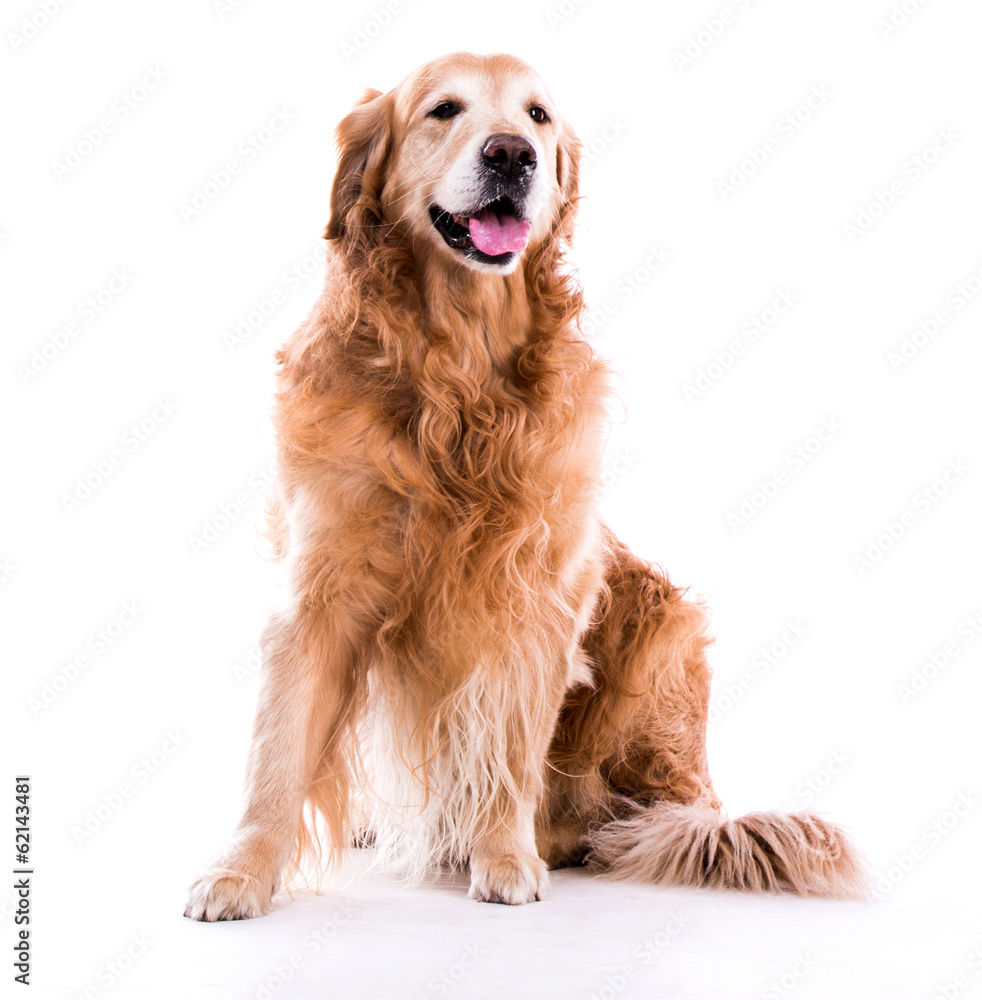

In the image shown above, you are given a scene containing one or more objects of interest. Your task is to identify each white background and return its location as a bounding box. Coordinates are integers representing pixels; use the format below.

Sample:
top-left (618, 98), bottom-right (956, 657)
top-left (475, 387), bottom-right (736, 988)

top-left (3, 0), bottom-right (981, 998)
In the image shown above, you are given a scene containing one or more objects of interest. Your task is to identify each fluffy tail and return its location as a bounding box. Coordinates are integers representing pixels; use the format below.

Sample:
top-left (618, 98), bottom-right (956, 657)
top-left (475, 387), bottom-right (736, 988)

top-left (587, 803), bottom-right (870, 900)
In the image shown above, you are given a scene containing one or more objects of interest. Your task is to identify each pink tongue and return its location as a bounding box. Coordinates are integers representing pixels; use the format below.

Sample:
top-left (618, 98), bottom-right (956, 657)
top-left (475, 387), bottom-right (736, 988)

top-left (467, 210), bottom-right (531, 256)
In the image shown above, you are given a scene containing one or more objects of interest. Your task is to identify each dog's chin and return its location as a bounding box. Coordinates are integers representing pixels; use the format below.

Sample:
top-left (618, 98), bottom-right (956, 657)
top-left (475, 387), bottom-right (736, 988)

top-left (441, 242), bottom-right (523, 275)
top-left (428, 198), bottom-right (530, 275)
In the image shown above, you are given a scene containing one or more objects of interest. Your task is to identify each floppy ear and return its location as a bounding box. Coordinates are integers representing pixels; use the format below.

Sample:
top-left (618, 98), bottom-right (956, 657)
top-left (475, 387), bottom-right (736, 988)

top-left (324, 88), bottom-right (393, 244)
top-left (553, 121), bottom-right (582, 243)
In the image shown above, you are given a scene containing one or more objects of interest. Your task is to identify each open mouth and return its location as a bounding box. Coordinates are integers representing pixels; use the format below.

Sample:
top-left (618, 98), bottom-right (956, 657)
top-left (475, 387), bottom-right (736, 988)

top-left (429, 196), bottom-right (532, 265)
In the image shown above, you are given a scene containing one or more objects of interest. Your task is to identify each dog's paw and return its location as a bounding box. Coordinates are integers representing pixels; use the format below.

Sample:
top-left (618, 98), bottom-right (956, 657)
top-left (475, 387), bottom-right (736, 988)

top-left (468, 852), bottom-right (548, 905)
top-left (183, 867), bottom-right (274, 922)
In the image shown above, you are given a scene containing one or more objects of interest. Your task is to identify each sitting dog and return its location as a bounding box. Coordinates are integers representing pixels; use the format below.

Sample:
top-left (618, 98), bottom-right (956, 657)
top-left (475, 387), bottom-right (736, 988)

top-left (185, 52), bottom-right (867, 920)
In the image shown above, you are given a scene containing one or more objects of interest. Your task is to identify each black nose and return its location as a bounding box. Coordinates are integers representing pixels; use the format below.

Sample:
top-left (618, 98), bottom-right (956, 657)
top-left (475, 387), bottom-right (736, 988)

top-left (482, 133), bottom-right (537, 180)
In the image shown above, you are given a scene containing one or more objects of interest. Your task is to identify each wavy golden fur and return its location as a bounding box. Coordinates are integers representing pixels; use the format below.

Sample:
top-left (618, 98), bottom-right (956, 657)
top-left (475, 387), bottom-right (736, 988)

top-left (185, 52), bottom-right (868, 921)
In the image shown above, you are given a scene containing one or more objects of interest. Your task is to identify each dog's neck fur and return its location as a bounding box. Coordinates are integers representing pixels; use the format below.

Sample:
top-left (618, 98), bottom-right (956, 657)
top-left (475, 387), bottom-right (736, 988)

top-left (416, 261), bottom-right (535, 375)
top-left (278, 237), bottom-right (603, 488)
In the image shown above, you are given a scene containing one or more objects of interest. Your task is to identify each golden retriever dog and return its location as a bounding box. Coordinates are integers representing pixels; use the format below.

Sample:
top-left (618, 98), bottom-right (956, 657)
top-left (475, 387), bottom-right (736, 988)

top-left (184, 52), bottom-right (867, 920)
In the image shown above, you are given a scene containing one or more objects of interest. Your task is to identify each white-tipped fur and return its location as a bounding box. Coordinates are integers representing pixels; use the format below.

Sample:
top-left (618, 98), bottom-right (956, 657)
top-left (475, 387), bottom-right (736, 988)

top-left (586, 803), bottom-right (871, 900)
top-left (356, 631), bottom-right (597, 884)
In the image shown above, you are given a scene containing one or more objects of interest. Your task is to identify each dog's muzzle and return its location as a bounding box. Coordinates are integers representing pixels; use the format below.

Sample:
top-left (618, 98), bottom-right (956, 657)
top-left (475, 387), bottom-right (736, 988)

top-left (430, 133), bottom-right (538, 266)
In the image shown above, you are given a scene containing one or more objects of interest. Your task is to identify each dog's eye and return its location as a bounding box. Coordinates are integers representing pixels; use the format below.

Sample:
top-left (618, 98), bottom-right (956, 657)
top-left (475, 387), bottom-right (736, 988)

top-left (429, 102), bottom-right (461, 120)
top-left (529, 106), bottom-right (549, 124)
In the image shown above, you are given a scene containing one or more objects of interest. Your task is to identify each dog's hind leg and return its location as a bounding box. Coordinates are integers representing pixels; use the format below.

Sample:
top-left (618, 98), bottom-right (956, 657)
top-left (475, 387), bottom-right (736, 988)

top-left (555, 529), bottom-right (868, 898)
top-left (540, 530), bottom-right (718, 867)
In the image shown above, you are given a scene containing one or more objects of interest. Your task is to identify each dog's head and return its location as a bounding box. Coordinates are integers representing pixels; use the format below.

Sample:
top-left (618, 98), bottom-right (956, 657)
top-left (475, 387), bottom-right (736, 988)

top-left (325, 52), bottom-right (580, 275)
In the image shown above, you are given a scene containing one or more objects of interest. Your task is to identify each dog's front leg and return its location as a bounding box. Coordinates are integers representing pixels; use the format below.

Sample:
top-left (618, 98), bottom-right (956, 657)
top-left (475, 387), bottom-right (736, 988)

top-left (466, 651), bottom-right (571, 906)
top-left (468, 803), bottom-right (547, 906)
top-left (184, 607), bottom-right (359, 921)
